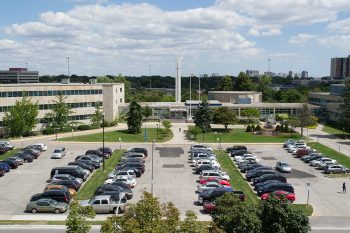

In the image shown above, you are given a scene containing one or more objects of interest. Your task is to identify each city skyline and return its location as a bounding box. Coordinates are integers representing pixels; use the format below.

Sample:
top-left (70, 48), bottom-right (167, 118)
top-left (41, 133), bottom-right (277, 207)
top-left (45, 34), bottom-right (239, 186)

top-left (1, 0), bottom-right (350, 77)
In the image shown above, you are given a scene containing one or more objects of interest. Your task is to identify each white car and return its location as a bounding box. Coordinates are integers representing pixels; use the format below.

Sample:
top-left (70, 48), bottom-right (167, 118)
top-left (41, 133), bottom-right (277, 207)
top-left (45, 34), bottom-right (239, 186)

top-left (0, 140), bottom-right (14, 150)
top-left (316, 161), bottom-right (337, 170)
top-left (197, 182), bottom-right (223, 193)
top-left (195, 159), bottom-right (221, 168)
top-left (235, 156), bottom-right (259, 164)
top-left (310, 158), bottom-right (336, 167)
top-left (51, 147), bottom-right (66, 159)
top-left (190, 144), bottom-right (213, 152)
top-left (107, 169), bottom-right (136, 180)
top-left (34, 143), bottom-right (48, 151)
top-left (114, 175), bottom-right (137, 188)
top-left (234, 154), bottom-right (256, 162)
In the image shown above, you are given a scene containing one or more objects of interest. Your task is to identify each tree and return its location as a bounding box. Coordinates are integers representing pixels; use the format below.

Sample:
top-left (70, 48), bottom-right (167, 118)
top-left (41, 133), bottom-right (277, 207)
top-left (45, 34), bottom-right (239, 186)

top-left (216, 75), bottom-right (233, 91)
top-left (212, 107), bottom-right (237, 130)
top-left (3, 96), bottom-right (38, 137)
top-left (90, 103), bottom-right (103, 127)
top-left (259, 196), bottom-right (310, 233)
top-left (256, 75), bottom-right (273, 101)
top-left (97, 76), bottom-right (113, 83)
top-left (127, 101), bottom-right (143, 134)
top-left (194, 100), bottom-right (212, 133)
top-left (234, 72), bottom-right (255, 91)
top-left (340, 78), bottom-right (350, 131)
top-left (275, 113), bottom-right (289, 122)
top-left (211, 193), bottom-right (261, 233)
top-left (278, 89), bottom-right (303, 103)
top-left (100, 192), bottom-right (207, 233)
top-left (142, 105), bottom-right (152, 119)
top-left (241, 108), bottom-right (260, 123)
top-left (180, 210), bottom-right (207, 233)
top-left (187, 126), bottom-right (202, 139)
top-left (162, 120), bottom-right (172, 131)
top-left (45, 93), bottom-right (74, 131)
top-left (299, 103), bottom-right (312, 137)
top-left (65, 200), bottom-right (95, 233)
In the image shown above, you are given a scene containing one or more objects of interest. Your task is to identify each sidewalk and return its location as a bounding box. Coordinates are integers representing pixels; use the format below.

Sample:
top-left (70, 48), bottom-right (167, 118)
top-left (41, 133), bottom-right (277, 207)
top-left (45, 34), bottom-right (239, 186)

top-left (297, 124), bottom-right (350, 156)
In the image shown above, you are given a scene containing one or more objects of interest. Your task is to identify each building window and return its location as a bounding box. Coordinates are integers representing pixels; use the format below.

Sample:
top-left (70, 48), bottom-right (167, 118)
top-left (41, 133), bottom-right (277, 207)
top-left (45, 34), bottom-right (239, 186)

top-left (120, 98), bottom-right (123, 103)
top-left (120, 88), bottom-right (123, 92)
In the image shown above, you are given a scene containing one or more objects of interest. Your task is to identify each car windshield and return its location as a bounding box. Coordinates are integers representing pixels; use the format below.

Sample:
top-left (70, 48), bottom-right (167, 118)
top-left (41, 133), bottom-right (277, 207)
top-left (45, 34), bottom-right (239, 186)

top-left (281, 163), bottom-right (289, 166)
top-left (54, 149), bottom-right (62, 153)
top-left (49, 199), bottom-right (57, 205)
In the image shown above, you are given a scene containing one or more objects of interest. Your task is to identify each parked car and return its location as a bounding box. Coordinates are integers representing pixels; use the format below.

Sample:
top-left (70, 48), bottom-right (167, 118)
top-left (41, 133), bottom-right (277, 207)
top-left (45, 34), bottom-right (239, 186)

top-left (33, 143), bottom-right (48, 151)
top-left (275, 161), bottom-right (292, 173)
top-left (261, 190), bottom-right (296, 202)
top-left (30, 190), bottom-right (71, 203)
top-left (0, 147), bottom-right (7, 155)
top-left (324, 165), bottom-right (350, 174)
top-left (94, 184), bottom-right (133, 199)
top-left (1, 159), bottom-right (19, 169)
top-left (50, 166), bottom-right (89, 181)
top-left (7, 157), bottom-right (24, 165)
top-left (198, 177), bottom-right (222, 185)
top-left (80, 194), bottom-right (127, 214)
top-left (76, 159), bottom-right (100, 169)
top-left (310, 158), bottom-right (336, 167)
top-left (49, 180), bottom-right (81, 191)
top-left (127, 148), bottom-right (148, 157)
top-left (68, 161), bottom-right (94, 172)
top-left (0, 141), bottom-right (14, 150)
top-left (295, 148), bottom-right (314, 158)
top-left (197, 182), bottom-right (223, 193)
top-left (230, 149), bottom-right (252, 157)
top-left (116, 163), bottom-right (145, 174)
top-left (51, 147), bottom-right (66, 159)
top-left (107, 169), bottom-right (136, 180)
top-left (301, 153), bottom-right (323, 163)
top-left (108, 181), bottom-right (133, 192)
top-left (112, 175), bottom-right (137, 188)
top-left (0, 168), bottom-right (5, 177)
top-left (76, 155), bottom-right (101, 164)
top-left (283, 139), bottom-right (295, 148)
top-left (190, 144), bottom-right (213, 152)
top-left (246, 169), bottom-right (275, 182)
top-left (239, 163), bottom-right (262, 173)
top-left (98, 147), bottom-right (113, 157)
top-left (226, 145), bottom-right (247, 154)
top-left (197, 187), bottom-right (232, 205)
top-left (203, 201), bottom-right (215, 214)
top-left (200, 170), bottom-right (230, 181)
top-left (195, 164), bottom-right (219, 174)
top-left (256, 183), bottom-right (294, 197)
top-left (16, 152), bottom-right (34, 163)
top-left (26, 198), bottom-right (68, 214)
top-left (252, 173), bottom-right (287, 185)
top-left (44, 184), bottom-right (77, 198)
top-left (0, 163), bottom-right (10, 172)
top-left (119, 157), bottom-right (144, 165)
top-left (316, 161), bottom-right (337, 170)
top-left (21, 149), bottom-right (40, 159)
top-left (85, 149), bottom-right (107, 158)
top-left (199, 178), bottom-right (231, 187)
top-left (48, 174), bottom-right (83, 185)
top-left (254, 180), bottom-right (286, 190)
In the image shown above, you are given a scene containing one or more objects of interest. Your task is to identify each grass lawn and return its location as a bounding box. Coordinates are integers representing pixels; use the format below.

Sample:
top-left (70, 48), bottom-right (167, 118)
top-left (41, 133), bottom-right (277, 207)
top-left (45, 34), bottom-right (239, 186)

top-left (195, 129), bottom-right (301, 143)
top-left (0, 148), bottom-right (21, 161)
top-left (308, 142), bottom-right (350, 168)
top-left (322, 124), bottom-right (350, 139)
top-left (59, 128), bottom-right (173, 143)
top-left (215, 150), bottom-right (259, 205)
top-left (215, 150), bottom-right (313, 216)
top-left (76, 150), bottom-right (124, 200)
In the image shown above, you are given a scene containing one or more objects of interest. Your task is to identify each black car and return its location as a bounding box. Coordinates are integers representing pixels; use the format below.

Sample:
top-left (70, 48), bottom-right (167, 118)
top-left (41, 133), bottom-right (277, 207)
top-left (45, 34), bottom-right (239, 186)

top-left (302, 154), bottom-right (324, 163)
top-left (116, 163), bottom-right (145, 173)
top-left (107, 182), bottom-right (133, 199)
top-left (16, 152), bottom-right (34, 163)
top-left (115, 166), bottom-right (142, 177)
top-left (0, 168), bottom-right (5, 177)
top-left (1, 159), bottom-right (19, 169)
top-left (21, 149), bottom-right (40, 159)
top-left (76, 159), bottom-right (100, 169)
top-left (127, 148), bottom-right (148, 157)
top-left (100, 191), bottom-right (122, 199)
top-left (246, 166), bottom-right (272, 174)
top-left (230, 149), bottom-right (252, 157)
top-left (94, 184), bottom-right (134, 199)
top-left (253, 173), bottom-right (287, 185)
top-left (68, 162), bottom-right (94, 172)
top-left (24, 145), bottom-right (43, 152)
top-left (226, 145), bottom-right (247, 154)
top-left (239, 163), bottom-right (262, 173)
top-left (256, 183), bottom-right (294, 196)
top-left (97, 147), bottom-right (113, 156)
top-left (198, 187), bottom-right (231, 205)
top-left (119, 157), bottom-right (144, 165)
top-left (85, 149), bottom-right (107, 158)
top-left (50, 180), bottom-right (81, 191)
top-left (30, 190), bottom-right (71, 203)
top-left (246, 169), bottom-right (275, 182)
top-left (254, 180), bottom-right (286, 190)
top-left (195, 165), bottom-right (218, 174)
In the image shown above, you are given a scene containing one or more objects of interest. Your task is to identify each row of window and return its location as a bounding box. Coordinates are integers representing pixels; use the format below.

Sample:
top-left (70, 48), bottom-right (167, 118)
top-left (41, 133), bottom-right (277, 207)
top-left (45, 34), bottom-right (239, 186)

top-left (0, 102), bottom-right (102, 113)
top-left (0, 89), bottom-right (103, 98)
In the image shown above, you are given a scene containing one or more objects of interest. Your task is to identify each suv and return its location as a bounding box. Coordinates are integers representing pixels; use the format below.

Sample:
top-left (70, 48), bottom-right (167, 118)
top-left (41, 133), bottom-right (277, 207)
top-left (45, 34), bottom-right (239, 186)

top-left (0, 141), bottom-right (14, 150)
top-left (324, 165), bottom-right (349, 174)
top-left (226, 145), bottom-right (247, 154)
top-left (197, 187), bottom-right (232, 205)
top-left (30, 190), bottom-right (71, 203)
top-left (85, 150), bottom-right (107, 158)
top-left (50, 166), bottom-right (89, 181)
top-left (253, 173), bottom-right (287, 185)
top-left (127, 148), bottom-right (148, 157)
top-left (51, 147), bottom-right (66, 159)
top-left (246, 169), bottom-right (275, 182)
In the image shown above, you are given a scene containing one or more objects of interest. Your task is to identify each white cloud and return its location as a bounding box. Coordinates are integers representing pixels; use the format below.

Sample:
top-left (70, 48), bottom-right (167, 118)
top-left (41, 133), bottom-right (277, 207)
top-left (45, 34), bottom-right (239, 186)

top-left (327, 18), bottom-right (350, 34)
top-left (318, 34), bottom-right (350, 50)
top-left (248, 25), bottom-right (281, 37)
top-left (288, 34), bottom-right (316, 44)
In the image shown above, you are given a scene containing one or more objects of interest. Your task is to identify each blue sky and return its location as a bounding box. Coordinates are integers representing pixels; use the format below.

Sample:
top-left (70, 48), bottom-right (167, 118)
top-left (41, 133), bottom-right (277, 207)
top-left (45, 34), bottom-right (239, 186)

top-left (1, 0), bottom-right (350, 77)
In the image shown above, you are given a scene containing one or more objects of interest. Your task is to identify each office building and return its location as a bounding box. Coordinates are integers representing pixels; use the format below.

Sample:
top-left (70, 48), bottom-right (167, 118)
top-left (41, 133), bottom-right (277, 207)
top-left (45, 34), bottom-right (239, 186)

top-left (0, 68), bottom-right (39, 84)
top-left (246, 70), bottom-right (259, 77)
top-left (330, 56), bottom-right (350, 79)
top-left (301, 71), bottom-right (308, 79)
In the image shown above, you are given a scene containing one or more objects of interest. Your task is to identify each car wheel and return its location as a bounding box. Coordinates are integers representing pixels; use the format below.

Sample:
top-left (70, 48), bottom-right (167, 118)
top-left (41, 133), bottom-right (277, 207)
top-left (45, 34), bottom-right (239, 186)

top-left (31, 208), bottom-right (37, 214)
top-left (54, 209), bottom-right (61, 214)
top-left (113, 208), bottom-right (119, 214)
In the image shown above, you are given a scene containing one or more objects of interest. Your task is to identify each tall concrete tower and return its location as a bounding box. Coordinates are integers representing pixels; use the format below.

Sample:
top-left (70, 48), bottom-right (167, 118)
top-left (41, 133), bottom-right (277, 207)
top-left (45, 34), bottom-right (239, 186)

top-left (175, 59), bottom-right (181, 102)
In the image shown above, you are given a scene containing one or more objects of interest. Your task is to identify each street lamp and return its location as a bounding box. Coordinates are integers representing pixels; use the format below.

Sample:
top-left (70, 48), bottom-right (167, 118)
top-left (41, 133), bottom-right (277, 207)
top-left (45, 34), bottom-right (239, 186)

top-left (151, 140), bottom-right (155, 195)
top-left (71, 129), bottom-right (74, 140)
top-left (144, 124), bottom-right (148, 142)
top-left (54, 127), bottom-right (59, 141)
top-left (306, 183), bottom-right (310, 205)
top-left (119, 137), bottom-right (122, 150)
top-left (102, 114), bottom-right (105, 171)
top-left (156, 123), bottom-right (159, 141)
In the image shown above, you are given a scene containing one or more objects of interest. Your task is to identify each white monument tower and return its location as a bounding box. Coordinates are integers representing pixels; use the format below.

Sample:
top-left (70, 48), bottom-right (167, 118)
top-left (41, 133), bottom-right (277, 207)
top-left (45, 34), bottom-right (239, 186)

top-left (175, 59), bottom-right (181, 102)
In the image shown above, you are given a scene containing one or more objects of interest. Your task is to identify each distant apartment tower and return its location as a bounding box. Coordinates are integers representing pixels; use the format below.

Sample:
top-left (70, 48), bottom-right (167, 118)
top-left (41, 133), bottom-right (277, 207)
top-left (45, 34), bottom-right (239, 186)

top-left (246, 70), bottom-right (259, 77)
top-left (288, 71), bottom-right (293, 77)
top-left (0, 68), bottom-right (39, 84)
top-left (301, 71), bottom-right (308, 79)
top-left (330, 56), bottom-right (350, 79)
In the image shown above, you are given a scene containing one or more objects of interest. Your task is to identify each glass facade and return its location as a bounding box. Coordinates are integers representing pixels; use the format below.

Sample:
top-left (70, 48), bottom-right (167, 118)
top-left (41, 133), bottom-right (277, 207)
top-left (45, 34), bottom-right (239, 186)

top-left (0, 89), bottom-right (102, 98)
top-left (0, 102), bottom-right (102, 112)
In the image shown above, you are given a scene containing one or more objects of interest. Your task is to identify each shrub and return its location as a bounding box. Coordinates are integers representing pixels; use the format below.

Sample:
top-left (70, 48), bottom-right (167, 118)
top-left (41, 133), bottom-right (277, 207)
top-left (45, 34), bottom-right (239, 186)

top-left (255, 125), bottom-right (262, 132)
top-left (187, 126), bottom-right (202, 139)
top-left (275, 125), bottom-right (281, 133)
top-left (77, 124), bottom-right (90, 131)
top-left (246, 125), bottom-right (252, 132)
top-left (101, 120), bottom-right (111, 127)
top-left (43, 127), bottom-right (55, 135)
top-left (61, 127), bottom-right (73, 132)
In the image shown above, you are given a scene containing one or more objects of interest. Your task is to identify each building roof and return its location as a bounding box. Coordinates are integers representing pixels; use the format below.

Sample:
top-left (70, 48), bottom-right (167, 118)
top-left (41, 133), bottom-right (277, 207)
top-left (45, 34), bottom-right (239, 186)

top-left (208, 91), bottom-right (262, 94)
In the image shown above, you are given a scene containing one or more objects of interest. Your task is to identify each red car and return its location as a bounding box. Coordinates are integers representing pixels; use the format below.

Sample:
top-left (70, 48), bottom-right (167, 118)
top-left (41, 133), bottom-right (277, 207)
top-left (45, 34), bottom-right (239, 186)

top-left (199, 178), bottom-right (231, 187)
top-left (295, 148), bottom-right (312, 158)
top-left (260, 190), bottom-right (296, 202)
top-left (198, 177), bottom-right (221, 184)
top-left (203, 201), bottom-right (215, 214)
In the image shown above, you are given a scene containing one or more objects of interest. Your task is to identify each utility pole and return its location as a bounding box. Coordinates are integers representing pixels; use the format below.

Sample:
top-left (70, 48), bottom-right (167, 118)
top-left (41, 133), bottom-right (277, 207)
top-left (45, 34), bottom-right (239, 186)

top-left (189, 74), bottom-right (193, 119)
top-left (198, 74), bottom-right (201, 101)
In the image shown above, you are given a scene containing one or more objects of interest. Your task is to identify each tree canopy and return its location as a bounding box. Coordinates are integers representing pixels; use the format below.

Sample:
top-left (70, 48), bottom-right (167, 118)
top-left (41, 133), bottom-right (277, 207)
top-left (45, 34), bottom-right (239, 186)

top-left (45, 93), bottom-right (74, 130)
top-left (194, 100), bottom-right (212, 133)
top-left (127, 101), bottom-right (143, 134)
top-left (212, 107), bottom-right (237, 130)
top-left (241, 108), bottom-right (260, 123)
top-left (216, 75), bottom-right (233, 91)
top-left (234, 72), bottom-right (255, 91)
top-left (65, 200), bottom-right (95, 233)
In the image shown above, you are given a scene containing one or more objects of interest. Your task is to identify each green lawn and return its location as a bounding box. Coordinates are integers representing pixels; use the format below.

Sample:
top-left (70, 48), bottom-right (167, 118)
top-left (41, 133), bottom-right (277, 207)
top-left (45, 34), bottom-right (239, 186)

top-left (59, 128), bottom-right (172, 142)
top-left (215, 150), bottom-right (259, 205)
top-left (76, 150), bottom-right (124, 200)
top-left (0, 148), bottom-right (21, 161)
top-left (309, 142), bottom-right (350, 168)
top-left (322, 124), bottom-right (349, 138)
top-left (215, 150), bottom-right (313, 216)
top-left (195, 129), bottom-right (302, 143)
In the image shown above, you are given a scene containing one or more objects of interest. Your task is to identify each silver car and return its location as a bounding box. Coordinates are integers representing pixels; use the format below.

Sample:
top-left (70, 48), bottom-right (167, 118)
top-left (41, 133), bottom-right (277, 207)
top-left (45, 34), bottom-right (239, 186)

top-left (324, 165), bottom-right (350, 174)
top-left (51, 147), bottom-right (66, 159)
top-left (276, 161), bottom-right (292, 173)
top-left (197, 182), bottom-right (222, 193)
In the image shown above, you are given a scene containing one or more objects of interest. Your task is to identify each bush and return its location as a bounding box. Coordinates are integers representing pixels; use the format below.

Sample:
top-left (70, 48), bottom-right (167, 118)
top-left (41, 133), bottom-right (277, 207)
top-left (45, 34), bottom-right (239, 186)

top-left (255, 125), bottom-right (262, 132)
top-left (43, 127), bottom-right (55, 135)
top-left (61, 127), bottom-right (73, 132)
top-left (101, 120), bottom-right (111, 127)
top-left (89, 125), bottom-right (99, 130)
top-left (187, 126), bottom-right (202, 139)
top-left (77, 124), bottom-right (90, 131)
top-left (246, 125), bottom-right (252, 132)
top-left (275, 125), bottom-right (281, 133)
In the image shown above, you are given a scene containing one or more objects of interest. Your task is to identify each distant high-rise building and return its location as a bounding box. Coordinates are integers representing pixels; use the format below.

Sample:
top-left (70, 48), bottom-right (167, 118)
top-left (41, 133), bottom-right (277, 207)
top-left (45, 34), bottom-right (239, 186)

top-left (211, 73), bottom-right (220, 77)
top-left (330, 55), bottom-right (350, 79)
top-left (288, 71), bottom-right (293, 77)
top-left (301, 71), bottom-right (308, 79)
top-left (246, 70), bottom-right (259, 77)
top-left (0, 68), bottom-right (39, 84)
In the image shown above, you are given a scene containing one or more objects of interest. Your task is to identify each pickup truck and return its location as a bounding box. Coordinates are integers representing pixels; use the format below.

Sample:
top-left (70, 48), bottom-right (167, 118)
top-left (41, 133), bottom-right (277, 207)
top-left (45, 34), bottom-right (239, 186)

top-left (80, 194), bottom-right (127, 214)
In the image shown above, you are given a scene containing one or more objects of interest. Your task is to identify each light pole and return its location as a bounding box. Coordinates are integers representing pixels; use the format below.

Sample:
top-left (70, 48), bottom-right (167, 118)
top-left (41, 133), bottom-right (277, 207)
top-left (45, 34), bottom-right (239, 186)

top-left (102, 114), bottom-right (105, 171)
top-left (198, 74), bottom-right (201, 101)
top-left (343, 128), bottom-right (346, 139)
top-left (71, 129), bottom-right (74, 140)
top-left (306, 183), bottom-right (310, 205)
top-left (151, 140), bottom-right (155, 195)
top-left (119, 137), bottom-right (122, 150)
top-left (156, 123), bottom-right (159, 141)
top-left (66, 56), bottom-right (70, 78)
top-left (144, 124), bottom-right (147, 142)
top-left (149, 64), bottom-right (152, 89)
top-left (189, 74), bottom-right (193, 120)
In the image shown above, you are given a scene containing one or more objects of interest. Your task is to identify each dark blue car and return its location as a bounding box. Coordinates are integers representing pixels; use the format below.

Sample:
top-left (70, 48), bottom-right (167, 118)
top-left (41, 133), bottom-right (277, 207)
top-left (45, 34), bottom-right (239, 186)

top-left (0, 163), bottom-right (11, 172)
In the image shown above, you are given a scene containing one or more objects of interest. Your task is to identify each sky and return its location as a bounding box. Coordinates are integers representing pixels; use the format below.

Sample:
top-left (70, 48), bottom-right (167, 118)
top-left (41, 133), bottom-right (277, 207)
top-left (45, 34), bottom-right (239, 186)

top-left (1, 0), bottom-right (350, 77)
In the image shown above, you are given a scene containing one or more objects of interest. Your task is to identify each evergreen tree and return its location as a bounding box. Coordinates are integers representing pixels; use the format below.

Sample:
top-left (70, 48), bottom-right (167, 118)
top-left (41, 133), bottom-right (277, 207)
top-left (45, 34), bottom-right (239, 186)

top-left (234, 72), bottom-right (255, 91)
top-left (216, 75), bottom-right (233, 91)
top-left (340, 78), bottom-right (350, 131)
top-left (127, 101), bottom-right (143, 134)
top-left (194, 100), bottom-right (212, 133)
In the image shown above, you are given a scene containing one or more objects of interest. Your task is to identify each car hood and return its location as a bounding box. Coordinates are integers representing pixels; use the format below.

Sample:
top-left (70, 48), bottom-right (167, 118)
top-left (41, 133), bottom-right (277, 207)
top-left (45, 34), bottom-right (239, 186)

top-left (79, 200), bottom-right (91, 207)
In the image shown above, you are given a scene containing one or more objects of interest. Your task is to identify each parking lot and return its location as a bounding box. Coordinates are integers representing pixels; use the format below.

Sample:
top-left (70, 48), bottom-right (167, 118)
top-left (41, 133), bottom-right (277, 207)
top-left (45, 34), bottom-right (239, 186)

top-left (1, 139), bottom-right (350, 220)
